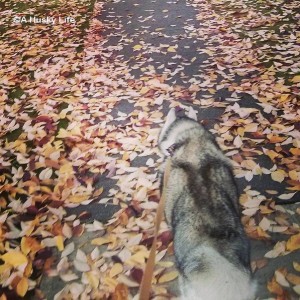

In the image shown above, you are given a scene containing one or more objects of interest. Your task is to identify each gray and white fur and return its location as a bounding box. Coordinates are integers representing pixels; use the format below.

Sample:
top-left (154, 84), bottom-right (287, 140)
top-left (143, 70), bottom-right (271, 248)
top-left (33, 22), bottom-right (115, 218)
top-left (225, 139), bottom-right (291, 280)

top-left (158, 108), bottom-right (256, 300)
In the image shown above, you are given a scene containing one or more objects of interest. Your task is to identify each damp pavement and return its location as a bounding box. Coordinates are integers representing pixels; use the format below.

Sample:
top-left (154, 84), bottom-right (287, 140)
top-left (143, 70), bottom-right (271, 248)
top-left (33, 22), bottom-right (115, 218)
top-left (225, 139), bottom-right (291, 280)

top-left (40, 0), bottom-right (300, 299)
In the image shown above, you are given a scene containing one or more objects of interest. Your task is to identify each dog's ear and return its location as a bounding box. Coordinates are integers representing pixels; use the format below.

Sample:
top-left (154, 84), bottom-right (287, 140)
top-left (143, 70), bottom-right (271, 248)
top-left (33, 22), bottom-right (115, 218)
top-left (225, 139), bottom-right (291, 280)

top-left (165, 108), bottom-right (176, 126)
top-left (158, 108), bottom-right (177, 150)
top-left (187, 107), bottom-right (197, 121)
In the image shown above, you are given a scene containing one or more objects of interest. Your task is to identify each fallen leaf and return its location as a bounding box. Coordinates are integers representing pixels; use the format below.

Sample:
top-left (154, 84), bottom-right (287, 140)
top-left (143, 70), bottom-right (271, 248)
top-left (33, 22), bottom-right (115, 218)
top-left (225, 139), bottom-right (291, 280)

top-left (291, 75), bottom-right (300, 83)
top-left (293, 262), bottom-right (300, 272)
top-left (109, 263), bottom-right (123, 278)
top-left (275, 270), bottom-right (290, 287)
top-left (286, 273), bottom-right (300, 285)
top-left (286, 233), bottom-right (300, 252)
top-left (91, 237), bottom-right (111, 246)
top-left (158, 270), bottom-right (178, 283)
top-left (271, 170), bottom-right (286, 183)
top-left (112, 283), bottom-right (129, 300)
top-left (16, 277), bottom-right (28, 297)
top-left (1, 251), bottom-right (28, 267)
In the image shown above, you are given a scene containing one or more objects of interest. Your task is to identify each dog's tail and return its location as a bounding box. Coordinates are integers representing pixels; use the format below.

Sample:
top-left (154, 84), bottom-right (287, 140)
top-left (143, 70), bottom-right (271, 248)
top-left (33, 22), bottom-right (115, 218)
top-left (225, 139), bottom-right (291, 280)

top-left (179, 246), bottom-right (256, 300)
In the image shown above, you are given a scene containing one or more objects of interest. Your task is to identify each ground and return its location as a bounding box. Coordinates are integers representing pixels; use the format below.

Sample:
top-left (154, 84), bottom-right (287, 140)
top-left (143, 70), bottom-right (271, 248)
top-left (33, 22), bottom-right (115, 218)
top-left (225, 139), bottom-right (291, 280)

top-left (0, 0), bottom-right (299, 299)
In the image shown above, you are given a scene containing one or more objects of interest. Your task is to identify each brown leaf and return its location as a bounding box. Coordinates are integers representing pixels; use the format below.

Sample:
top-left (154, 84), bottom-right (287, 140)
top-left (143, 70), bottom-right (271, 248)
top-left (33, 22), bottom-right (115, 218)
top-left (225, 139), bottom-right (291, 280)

top-left (112, 283), bottom-right (129, 300)
top-left (267, 277), bottom-right (284, 296)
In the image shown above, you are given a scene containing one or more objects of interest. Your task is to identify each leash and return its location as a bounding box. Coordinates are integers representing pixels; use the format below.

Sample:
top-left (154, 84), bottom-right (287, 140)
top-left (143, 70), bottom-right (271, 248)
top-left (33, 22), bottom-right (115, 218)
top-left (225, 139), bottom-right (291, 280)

top-left (139, 158), bottom-right (172, 300)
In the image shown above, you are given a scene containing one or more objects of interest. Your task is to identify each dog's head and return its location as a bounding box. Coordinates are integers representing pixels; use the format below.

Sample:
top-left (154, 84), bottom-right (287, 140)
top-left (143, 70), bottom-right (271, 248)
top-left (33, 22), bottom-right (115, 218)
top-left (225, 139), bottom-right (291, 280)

top-left (158, 107), bottom-right (199, 156)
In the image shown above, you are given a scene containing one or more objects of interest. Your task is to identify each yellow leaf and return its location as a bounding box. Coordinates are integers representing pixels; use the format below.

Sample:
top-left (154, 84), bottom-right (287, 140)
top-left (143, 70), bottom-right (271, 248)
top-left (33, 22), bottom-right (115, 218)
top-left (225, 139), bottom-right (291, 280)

top-left (286, 233), bottom-right (300, 252)
top-left (103, 276), bottom-right (118, 289)
top-left (59, 163), bottom-right (74, 175)
top-left (55, 235), bottom-right (64, 251)
top-left (109, 263), bottom-right (123, 278)
top-left (56, 128), bottom-right (70, 138)
top-left (202, 49), bottom-right (213, 56)
top-left (157, 261), bottom-right (174, 268)
top-left (140, 87), bottom-right (150, 94)
top-left (294, 285), bottom-right (300, 295)
top-left (126, 250), bottom-right (148, 265)
top-left (91, 237), bottom-right (110, 246)
top-left (40, 186), bottom-right (53, 194)
top-left (244, 123), bottom-right (258, 133)
top-left (16, 277), bottom-right (28, 297)
top-left (16, 143), bottom-right (26, 154)
top-left (263, 149), bottom-right (279, 161)
top-left (167, 46), bottom-right (176, 52)
top-left (293, 262), bottom-right (300, 272)
top-left (0, 264), bottom-right (11, 275)
top-left (289, 170), bottom-right (299, 181)
top-left (1, 251), bottom-right (28, 267)
top-left (86, 272), bottom-right (99, 289)
top-left (68, 194), bottom-right (89, 203)
top-left (271, 170), bottom-right (285, 183)
top-left (133, 44), bottom-right (142, 50)
top-left (279, 94), bottom-right (289, 102)
top-left (71, 125), bottom-right (81, 136)
top-left (291, 75), bottom-right (300, 83)
top-left (158, 271), bottom-right (178, 283)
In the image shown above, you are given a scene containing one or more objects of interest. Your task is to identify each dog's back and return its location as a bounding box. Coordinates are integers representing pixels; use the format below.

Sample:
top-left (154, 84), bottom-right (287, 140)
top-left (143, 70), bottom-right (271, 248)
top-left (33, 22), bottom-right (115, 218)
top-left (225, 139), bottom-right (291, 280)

top-left (158, 109), bottom-right (256, 300)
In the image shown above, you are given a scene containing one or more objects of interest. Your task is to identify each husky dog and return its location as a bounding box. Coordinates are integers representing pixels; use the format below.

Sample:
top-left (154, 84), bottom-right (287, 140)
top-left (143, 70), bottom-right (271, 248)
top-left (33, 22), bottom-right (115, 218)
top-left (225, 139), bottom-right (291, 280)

top-left (158, 108), bottom-right (256, 300)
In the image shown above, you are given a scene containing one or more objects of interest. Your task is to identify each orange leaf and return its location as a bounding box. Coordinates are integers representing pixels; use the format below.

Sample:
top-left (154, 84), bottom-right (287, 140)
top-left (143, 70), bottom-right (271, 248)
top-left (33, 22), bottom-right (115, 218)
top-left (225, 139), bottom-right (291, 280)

top-left (267, 134), bottom-right (286, 143)
top-left (112, 283), bottom-right (129, 300)
top-left (21, 237), bottom-right (43, 255)
top-left (286, 273), bottom-right (300, 285)
top-left (0, 294), bottom-right (7, 300)
top-left (290, 148), bottom-right (300, 156)
top-left (267, 277), bottom-right (284, 296)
